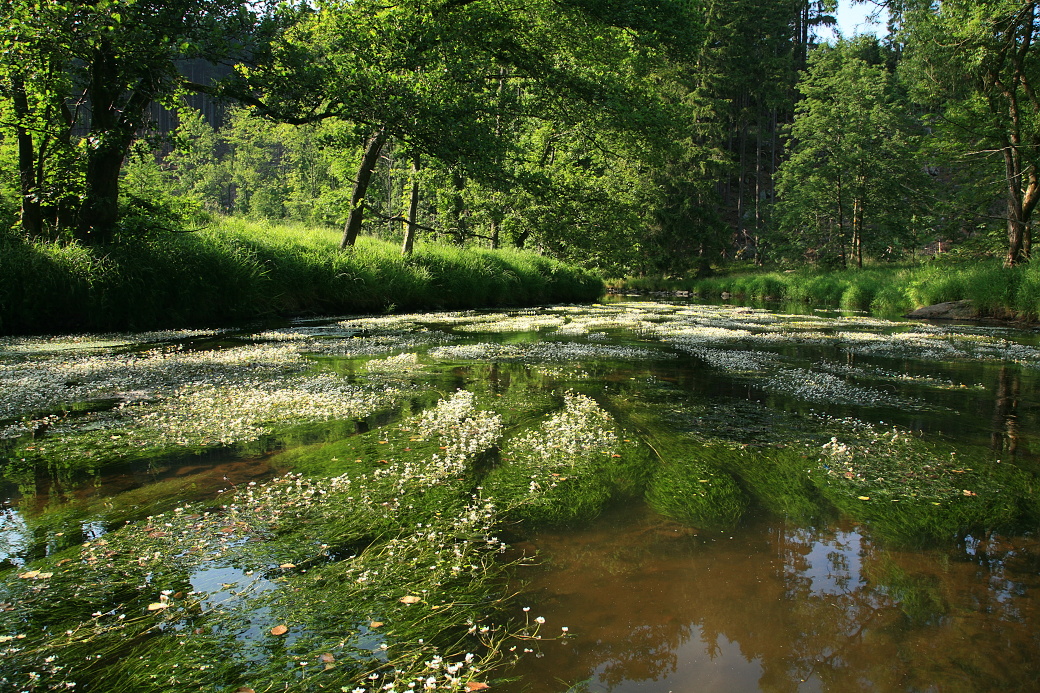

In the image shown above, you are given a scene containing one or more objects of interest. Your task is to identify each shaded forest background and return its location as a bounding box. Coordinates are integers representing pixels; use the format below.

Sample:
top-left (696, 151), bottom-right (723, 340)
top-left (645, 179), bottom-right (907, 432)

top-left (3, 0), bottom-right (1039, 277)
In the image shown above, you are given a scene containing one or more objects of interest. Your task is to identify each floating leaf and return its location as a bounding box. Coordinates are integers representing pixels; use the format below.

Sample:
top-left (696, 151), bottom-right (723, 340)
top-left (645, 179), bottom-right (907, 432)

top-left (369, 621), bottom-right (384, 628)
top-left (465, 683), bottom-right (491, 691)
top-left (399, 595), bottom-right (422, 604)
top-left (857, 496), bottom-right (871, 501)
top-left (17, 571), bottom-right (40, 579)
top-left (235, 688), bottom-right (256, 693)
top-left (147, 602), bottom-right (170, 611)
top-left (271, 624), bottom-right (289, 635)
top-left (319, 653), bottom-right (335, 664)
top-left (279, 563), bottom-right (296, 569)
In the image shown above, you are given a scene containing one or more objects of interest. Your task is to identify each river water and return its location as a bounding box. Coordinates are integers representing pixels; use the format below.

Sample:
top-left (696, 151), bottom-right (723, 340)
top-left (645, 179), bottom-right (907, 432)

top-left (2, 300), bottom-right (1039, 692)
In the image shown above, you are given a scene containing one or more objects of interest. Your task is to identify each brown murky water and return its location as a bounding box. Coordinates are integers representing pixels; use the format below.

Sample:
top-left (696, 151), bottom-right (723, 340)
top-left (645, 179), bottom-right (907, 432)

top-left (503, 505), bottom-right (1040, 693)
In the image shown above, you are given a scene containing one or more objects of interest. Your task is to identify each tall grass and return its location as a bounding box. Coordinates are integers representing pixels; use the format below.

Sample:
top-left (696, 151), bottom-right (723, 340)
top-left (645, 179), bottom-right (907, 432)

top-left (0, 219), bottom-right (604, 335)
top-left (612, 260), bottom-right (1040, 320)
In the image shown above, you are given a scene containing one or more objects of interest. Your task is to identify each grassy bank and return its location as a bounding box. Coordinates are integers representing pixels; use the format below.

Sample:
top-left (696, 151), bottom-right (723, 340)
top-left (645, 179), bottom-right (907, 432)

top-left (609, 261), bottom-right (1040, 320)
top-left (0, 219), bottom-right (604, 335)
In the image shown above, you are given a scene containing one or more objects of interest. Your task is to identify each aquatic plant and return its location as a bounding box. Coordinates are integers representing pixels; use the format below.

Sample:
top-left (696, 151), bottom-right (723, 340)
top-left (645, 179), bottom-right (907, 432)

top-left (429, 341), bottom-right (666, 363)
top-left (645, 443), bottom-right (750, 530)
top-left (484, 393), bottom-right (644, 526)
top-left (0, 391), bottom-right (531, 693)
top-left (815, 428), bottom-right (1028, 545)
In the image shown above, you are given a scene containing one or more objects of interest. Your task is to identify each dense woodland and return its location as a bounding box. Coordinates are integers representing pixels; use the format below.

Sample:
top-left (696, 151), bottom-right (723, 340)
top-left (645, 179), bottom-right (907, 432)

top-left (2, 0), bottom-right (1040, 276)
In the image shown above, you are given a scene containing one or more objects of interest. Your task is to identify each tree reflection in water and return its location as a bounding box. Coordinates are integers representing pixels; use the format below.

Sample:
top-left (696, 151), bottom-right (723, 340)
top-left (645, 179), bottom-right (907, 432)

top-left (503, 506), bottom-right (1040, 693)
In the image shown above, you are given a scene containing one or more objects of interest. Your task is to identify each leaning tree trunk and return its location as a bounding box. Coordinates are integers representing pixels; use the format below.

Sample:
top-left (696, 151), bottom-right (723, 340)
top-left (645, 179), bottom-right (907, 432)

top-left (401, 154), bottom-right (420, 256)
top-left (340, 128), bottom-right (388, 249)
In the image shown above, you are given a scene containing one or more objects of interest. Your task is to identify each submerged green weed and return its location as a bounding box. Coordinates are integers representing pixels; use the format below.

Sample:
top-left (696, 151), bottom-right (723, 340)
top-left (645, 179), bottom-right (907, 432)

top-left (485, 392), bottom-right (644, 527)
top-left (0, 391), bottom-right (524, 692)
top-left (815, 428), bottom-right (1028, 545)
top-left (645, 443), bottom-right (749, 530)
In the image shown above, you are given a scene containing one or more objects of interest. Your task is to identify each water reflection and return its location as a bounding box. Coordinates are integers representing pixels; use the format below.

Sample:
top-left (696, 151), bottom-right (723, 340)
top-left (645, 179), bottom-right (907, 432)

top-left (504, 506), bottom-right (1040, 693)
top-left (991, 366), bottom-right (1021, 456)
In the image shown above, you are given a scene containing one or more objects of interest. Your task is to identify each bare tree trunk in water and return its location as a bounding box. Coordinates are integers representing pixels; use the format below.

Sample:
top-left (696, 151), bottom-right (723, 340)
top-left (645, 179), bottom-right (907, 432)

top-left (340, 128), bottom-right (387, 249)
top-left (401, 154), bottom-right (420, 256)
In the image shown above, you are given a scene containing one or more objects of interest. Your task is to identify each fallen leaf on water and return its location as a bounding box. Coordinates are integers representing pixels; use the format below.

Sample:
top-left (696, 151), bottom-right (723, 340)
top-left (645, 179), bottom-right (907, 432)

top-left (857, 496), bottom-right (870, 501)
top-left (147, 602), bottom-right (170, 611)
top-left (17, 571), bottom-right (40, 579)
top-left (399, 595), bottom-right (422, 604)
top-left (369, 621), bottom-right (384, 628)
top-left (319, 653), bottom-right (335, 664)
top-left (465, 683), bottom-right (490, 691)
top-left (279, 563), bottom-right (296, 569)
top-left (235, 688), bottom-right (256, 693)
top-left (271, 624), bottom-right (289, 635)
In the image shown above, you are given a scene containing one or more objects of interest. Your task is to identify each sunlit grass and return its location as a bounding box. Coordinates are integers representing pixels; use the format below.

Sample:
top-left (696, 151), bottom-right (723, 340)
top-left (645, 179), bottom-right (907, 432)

top-left (0, 219), bottom-right (604, 335)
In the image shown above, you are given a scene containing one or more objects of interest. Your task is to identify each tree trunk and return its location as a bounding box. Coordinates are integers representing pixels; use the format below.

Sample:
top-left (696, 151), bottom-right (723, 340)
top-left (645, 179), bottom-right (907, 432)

top-left (450, 169), bottom-right (469, 244)
top-left (76, 41), bottom-right (152, 244)
top-left (78, 143), bottom-right (126, 243)
top-left (340, 128), bottom-right (388, 249)
top-left (401, 154), bottom-right (420, 256)
top-left (1006, 193), bottom-right (1032, 266)
top-left (853, 197), bottom-right (864, 268)
top-left (76, 43), bottom-right (121, 244)
top-left (836, 175), bottom-right (846, 269)
top-left (10, 73), bottom-right (42, 238)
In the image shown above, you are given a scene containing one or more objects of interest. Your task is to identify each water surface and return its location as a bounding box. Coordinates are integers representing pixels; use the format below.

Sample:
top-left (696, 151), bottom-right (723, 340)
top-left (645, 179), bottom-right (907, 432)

top-left (2, 301), bottom-right (1039, 692)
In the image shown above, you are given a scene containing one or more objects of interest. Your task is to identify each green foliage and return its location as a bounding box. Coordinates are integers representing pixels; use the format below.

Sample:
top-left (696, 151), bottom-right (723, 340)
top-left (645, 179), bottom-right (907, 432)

top-left (0, 0), bottom-right (268, 242)
top-left (900, 0), bottom-right (1040, 265)
top-left (774, 36), bottom-right (926, 268)
top-left (665, 261), bottom-right (1040, 319)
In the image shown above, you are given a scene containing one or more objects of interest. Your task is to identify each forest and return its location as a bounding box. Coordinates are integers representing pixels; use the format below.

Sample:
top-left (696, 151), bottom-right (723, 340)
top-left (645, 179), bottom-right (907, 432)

top-left (2, 0), bottom-right (1039, 279)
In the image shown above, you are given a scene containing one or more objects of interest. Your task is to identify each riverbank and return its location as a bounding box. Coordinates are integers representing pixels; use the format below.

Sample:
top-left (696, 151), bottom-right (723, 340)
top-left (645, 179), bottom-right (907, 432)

top-left (609, 261), bottom-right (1040, 322)
top-left (0, 219), bottom-right (604, 335)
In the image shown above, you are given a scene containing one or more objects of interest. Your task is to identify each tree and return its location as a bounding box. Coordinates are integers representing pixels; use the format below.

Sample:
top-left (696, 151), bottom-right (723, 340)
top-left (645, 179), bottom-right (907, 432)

top-left (232, 0), bottom-right (703, 256)
top-left (901, 0), bottom-right (1040, 265)
top-left (0, 0), bottom-right (266, 243)
top-left (775, 37), bottom-right (923, 267)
